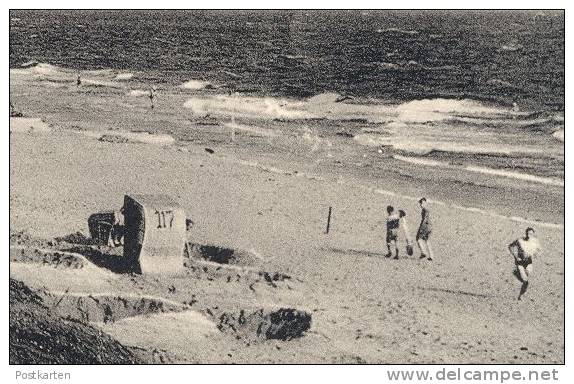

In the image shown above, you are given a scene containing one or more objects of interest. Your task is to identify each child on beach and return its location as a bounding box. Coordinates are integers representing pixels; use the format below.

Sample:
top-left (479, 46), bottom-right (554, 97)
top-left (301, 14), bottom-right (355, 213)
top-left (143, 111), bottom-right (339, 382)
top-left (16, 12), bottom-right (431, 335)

top-left (385, 205), bottom-right (400, 259)
top-left (399, 209), bottom-right (414, 256)
top-left (508, 227), bottom-right (540, 300)
top-left (416, 197), bottom-right (434, 261)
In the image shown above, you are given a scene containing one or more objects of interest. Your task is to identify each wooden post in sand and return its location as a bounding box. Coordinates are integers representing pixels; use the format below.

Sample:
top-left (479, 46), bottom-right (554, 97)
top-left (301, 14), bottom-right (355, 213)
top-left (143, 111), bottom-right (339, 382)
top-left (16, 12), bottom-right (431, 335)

top-left (325, 206), bottom-right (332, 234)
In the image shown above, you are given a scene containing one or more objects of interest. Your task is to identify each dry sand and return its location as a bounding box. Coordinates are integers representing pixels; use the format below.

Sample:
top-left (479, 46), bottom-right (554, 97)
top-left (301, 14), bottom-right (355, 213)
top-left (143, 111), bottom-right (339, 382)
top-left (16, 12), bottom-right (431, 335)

top-left (9, 69), bottom-right (564, 363)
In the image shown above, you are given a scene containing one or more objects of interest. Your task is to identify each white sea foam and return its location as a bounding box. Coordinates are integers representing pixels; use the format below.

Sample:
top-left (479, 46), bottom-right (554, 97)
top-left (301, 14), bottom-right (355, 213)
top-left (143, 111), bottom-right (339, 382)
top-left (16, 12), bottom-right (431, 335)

top-left (393, 155), bottom-right (448, 167)
top-left (363, 184), bottom-right (562, 229)
top-left (501, 42), bottom-right (524, 52)
top-left (464, 165), bottom-right (564, 187)
top-left (127, 89), bottom-right (150, 97)
top-left (184, 95), bottom-right (311, 120)
top-left (11, 63), bottom-right (129, 90)
top-left (81, 130), bottom-right (175, 146)
top-left (223, 121), bottom-right (278, 137)
top-left (307, 92), bottom-right (342, 104)
top-left (354, 133), bottom-right (550, 157)
top-left (115, 73), bottom-right (134, 80)
top-left (181, 80), bottom-right (211, 90)
top-left (31, 63), bottom-right (63, 76)
top-left (394, 98), bottom-right (510, 123)
top-left (393, 154), bottom-right (564, 187)
top-left (182, 92), bottom-right (386, 121)
top-left (552, 129), bottom-right (564, 142)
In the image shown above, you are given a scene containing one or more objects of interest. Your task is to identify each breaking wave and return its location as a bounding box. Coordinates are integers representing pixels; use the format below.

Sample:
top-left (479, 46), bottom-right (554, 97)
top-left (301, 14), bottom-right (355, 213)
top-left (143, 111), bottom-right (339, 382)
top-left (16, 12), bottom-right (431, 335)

top-left (353, 134), bottom-right (547, 157)
top-left (552, 130), bottom-right (564, 142)
top-left (127, 89), bottom-right (149, 97)
top-left (115, 73), bottom-right (134, 80)
top-left (393, 155), bottom-right (564, 187)
top-left (393, 98), bottom-right (514, 123)
top-left (183, 95), bottom-right (312, 120)
top-left (181, 79), bottom-right (212, 90)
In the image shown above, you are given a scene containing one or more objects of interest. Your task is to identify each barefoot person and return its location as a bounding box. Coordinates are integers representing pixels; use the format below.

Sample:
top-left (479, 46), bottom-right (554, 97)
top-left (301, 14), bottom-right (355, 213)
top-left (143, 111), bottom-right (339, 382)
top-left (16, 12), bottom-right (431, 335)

top-left (508, 227), bottom-right (540, 300)
top-left (385, 205), bottom-right (400, 259)
top-left (416, 197), bottom-right (434, 261)
top-left (399, 209), bottom-right (414, 256)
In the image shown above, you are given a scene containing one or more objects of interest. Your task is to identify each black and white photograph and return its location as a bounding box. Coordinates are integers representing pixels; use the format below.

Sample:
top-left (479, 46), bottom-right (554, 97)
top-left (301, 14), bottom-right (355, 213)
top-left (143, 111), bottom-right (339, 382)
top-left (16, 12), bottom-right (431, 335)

top-left (7, 5), bottom-right (567, 374)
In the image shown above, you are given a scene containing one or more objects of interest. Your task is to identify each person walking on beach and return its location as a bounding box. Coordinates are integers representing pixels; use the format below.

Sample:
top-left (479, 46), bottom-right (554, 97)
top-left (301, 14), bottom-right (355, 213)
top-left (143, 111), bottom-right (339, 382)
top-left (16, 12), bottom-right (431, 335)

top-left (416, 197), bottom-right (434, 261)
top-left (508, 227), bottom-right (540, 300)
top-left (385, 205), bottom-right (400, 259)
top-left (76, 75), bottom-right (81, 87)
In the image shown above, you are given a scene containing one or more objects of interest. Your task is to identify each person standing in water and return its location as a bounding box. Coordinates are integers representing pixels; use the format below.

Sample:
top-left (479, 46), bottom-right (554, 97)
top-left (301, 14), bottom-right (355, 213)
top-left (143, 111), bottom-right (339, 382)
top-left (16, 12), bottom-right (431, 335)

top-left (508, 227), bottom-right (540, 300)
top-left (385, 205), bottom-right (400, 259)
top-left (416, 197), bottom-right (434, 261)
top-left (148, 87), bottom-right (155, 109)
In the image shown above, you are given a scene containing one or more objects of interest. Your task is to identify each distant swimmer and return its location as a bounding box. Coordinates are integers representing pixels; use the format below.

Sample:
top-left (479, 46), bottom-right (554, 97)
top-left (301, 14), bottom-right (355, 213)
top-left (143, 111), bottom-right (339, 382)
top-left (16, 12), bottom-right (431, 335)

top-left (416, 197), bottom-right (434, 261)
top-left (385, 205), bottom-right (400, 259)
top-left (149, 88), bottom-right (155, 109)
top-left (508, 227), bottom-right (540, 300)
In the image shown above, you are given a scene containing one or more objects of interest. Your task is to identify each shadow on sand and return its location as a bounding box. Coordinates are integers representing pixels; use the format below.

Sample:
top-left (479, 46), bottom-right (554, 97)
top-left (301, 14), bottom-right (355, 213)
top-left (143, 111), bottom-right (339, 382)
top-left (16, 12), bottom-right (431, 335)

top-left (62, 245), bottom-right (135, 274)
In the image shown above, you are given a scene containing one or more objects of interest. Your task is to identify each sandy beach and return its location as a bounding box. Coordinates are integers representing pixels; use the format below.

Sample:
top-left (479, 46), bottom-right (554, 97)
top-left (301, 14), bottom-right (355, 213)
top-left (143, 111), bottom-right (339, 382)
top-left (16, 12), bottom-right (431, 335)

top-left (9, 66), bottom-right (564, 364)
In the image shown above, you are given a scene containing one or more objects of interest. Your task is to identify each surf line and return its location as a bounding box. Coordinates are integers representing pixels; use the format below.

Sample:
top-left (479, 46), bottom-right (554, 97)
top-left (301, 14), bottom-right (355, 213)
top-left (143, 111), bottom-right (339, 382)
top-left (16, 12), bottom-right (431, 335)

top-left (394, 155), bottom-right (564, 188)
top-left (219, 156), bottom-right (564, 231)
top-left (359, 184), bottom-right (563, 230)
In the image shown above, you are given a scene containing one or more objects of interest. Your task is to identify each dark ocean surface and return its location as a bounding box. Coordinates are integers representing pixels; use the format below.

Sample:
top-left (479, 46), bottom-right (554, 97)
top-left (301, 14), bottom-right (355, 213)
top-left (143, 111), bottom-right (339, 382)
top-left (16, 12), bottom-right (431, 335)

top-left (10, 10), bottom-right (564, 111)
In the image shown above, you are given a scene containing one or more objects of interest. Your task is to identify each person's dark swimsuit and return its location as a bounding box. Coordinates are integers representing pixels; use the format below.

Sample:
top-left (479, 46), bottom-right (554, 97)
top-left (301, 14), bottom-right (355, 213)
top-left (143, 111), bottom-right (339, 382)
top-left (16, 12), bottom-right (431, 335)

top-left (417, 207), bottom-right (432, 241)
top-left (517, 256), bottom-right (533, 268)
top-left (510, 239), bottom-right (533, 268)
top-left (386, 215), bottom-right (400, 243)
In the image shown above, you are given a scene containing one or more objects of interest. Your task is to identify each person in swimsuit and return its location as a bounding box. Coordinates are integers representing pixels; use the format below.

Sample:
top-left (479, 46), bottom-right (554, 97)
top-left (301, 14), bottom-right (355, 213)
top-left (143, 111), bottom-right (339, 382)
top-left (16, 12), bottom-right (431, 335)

top-left (508, 227), bottom-right (540, 300)
top-left (385, 205), bottom-right (400, 259)
top-left (416, 197), bottom-right (435, 261)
